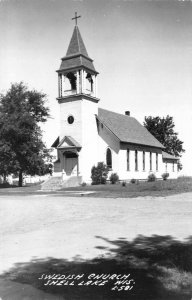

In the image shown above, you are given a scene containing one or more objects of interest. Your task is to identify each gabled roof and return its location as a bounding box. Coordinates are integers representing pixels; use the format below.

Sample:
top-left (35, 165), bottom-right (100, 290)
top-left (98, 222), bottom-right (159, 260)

top-left (51, 136), bottom-right (59, 148)
top-left (51, 136), bottom-right (81, 149)
top-left (97, 108), bottom-right (164, 149)
top-left (162, 151), bottom-right (179, 160)
top-left (58, 26), bottom-right (97, 73)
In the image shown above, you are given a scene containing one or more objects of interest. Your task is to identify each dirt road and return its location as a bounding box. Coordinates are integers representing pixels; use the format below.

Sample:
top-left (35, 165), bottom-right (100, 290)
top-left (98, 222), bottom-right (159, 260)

top-left (1, 192), bottom-right (192, 273)
top-left (0, 192), bottom-right (192, 299)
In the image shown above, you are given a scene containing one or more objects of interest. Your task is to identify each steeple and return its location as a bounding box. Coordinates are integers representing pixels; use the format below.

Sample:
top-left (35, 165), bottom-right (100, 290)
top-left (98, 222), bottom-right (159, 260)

top-left (66, 25), bottom-right (89, 57)
top-left (52, 16), bottom-right (100, 182)
top-left (58, 25), bottom-right (97, 74)
top-left (57, 22), bottom-right (99, 100)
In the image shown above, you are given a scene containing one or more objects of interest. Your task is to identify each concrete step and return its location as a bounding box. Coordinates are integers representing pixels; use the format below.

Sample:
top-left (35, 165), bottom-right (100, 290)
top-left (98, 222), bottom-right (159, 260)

top-left (62, 176), bottom-right (82, 188)
top-left (41, 176), bottom-right (82, 191)
top-left (41, 176), bottom-right (63, 191)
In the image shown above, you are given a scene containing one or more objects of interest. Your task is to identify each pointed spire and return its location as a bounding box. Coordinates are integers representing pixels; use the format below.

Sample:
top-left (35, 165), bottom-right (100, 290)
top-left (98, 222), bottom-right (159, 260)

top-left (58, 25), bottom-right (98, 74)
top-left (66, 25), bottom-right (89, 57)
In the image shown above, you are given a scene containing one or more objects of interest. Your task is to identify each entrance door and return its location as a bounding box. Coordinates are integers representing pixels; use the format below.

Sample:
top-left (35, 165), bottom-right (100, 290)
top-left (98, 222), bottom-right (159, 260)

top-left (64, 152), bottom-right (78, 176)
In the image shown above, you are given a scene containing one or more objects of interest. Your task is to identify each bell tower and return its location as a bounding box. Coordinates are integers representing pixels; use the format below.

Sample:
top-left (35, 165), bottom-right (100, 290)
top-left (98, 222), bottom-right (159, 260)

top-left (53, 14), bottom-right (100, 182)
top-left (57, 21), bottom-right (99, 100)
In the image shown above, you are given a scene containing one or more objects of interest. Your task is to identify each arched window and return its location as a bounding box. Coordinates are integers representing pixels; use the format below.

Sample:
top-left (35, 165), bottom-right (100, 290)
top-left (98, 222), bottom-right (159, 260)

top-left (65, 72), bottom-right (77, 91)
top-left (86, 73), bottom-right (93, 92)
top-left (106, 148), bottom-right (112, 169)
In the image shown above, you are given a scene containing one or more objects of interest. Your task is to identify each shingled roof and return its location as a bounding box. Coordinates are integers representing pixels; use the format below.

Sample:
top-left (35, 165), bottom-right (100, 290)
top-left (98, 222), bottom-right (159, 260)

top-left (58, 26), bottom-right (97, 73)
top-left (162, 151), bottom-right (179, 160)
top-left (66, 25), bottom-right (89, 57)
top-left (97, 108), bottom-right (164, 149)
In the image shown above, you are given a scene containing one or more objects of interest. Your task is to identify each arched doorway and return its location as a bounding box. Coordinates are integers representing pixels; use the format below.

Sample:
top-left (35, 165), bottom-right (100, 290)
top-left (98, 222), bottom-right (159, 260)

top-left (64, 151), bottom-right (78, 176)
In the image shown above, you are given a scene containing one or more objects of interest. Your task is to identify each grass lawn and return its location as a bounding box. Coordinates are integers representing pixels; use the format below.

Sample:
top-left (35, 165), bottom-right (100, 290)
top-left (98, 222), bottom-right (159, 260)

top-left (0, 176), bottom-right (192, 198)
top-left (62, 176), bottom-right (192, 198)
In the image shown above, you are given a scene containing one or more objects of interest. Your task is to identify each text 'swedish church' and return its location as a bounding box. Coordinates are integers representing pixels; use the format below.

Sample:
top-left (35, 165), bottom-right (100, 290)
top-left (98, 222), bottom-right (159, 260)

top-left (51, 22), bottom-right (178, 185)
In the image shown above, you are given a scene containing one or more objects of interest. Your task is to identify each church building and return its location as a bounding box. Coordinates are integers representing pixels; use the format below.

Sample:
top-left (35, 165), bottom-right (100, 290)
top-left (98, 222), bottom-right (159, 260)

top-left (51, 20), bottom-right (178, 185)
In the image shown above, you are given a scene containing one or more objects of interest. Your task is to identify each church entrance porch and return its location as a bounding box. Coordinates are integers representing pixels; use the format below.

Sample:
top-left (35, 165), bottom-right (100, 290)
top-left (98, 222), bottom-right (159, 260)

top-left (43, 148), bottom-right (82, 190)
top-left (52, 135), bottom-right (82, 179)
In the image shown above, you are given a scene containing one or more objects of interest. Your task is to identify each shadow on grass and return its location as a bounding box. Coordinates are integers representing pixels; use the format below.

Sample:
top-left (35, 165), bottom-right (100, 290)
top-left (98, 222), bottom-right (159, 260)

top-left (1, 235), bottom-right (192, 299)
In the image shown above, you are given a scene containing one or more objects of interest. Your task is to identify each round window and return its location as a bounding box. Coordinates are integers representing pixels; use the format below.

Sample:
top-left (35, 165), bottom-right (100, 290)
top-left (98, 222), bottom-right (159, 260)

top-left (67, 115), bottom-right (74, 124)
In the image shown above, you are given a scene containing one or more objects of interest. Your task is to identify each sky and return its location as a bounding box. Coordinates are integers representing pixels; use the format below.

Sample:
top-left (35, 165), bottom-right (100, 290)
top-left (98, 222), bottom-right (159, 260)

top-left (0, 0), bottom-right (192, 175)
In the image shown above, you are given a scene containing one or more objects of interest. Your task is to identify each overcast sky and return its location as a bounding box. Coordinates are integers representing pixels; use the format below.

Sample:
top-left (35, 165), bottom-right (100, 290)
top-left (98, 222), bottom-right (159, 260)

top-left (0, 0), bottom-right (192, 175)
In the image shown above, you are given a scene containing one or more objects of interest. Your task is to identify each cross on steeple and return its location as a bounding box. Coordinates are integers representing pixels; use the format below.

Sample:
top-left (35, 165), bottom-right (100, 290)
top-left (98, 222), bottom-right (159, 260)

top-left (72, 12), bottom-right (81, 26)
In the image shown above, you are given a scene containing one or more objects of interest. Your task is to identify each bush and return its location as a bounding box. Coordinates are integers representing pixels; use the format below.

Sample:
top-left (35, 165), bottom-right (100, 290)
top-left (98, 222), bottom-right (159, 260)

top-left (81, 182), bottom-right (87, 187)
top-left (91, 162), bottom-right (109, 185)
top-left (122, 181), bottom-right (126, 187)
top-left (101, 177), bottom-right (107, 184)
top-left (162, 173), bottom-right (169, 181)
top-left (0, 182), bottom-right (11, 188)
top-left (148, 173), bottom-right (156, 182)
top-left (109, 173), bottom-right (119, 184)
top-left (130, 178), bottom-right (136, 184)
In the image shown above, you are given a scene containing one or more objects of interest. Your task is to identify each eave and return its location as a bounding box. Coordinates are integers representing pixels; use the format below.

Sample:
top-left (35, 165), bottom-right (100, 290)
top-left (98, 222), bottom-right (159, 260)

top-left (56, 65), bottom-right (99, 75)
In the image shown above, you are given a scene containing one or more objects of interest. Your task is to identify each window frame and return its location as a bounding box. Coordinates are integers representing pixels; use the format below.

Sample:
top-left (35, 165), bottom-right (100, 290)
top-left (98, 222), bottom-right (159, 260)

top-left (150, 152), bottom-right (152, 171)
top-left (127, 149), bottom-right (130, 171)
top-left (143, 151), bottom-right (145, 171)
top-left (156, 153), bottom-right (158, 171)
top-left (106, 148), bottom-right (112, 170)
top-left (135, 150), bottom-right (138, 171)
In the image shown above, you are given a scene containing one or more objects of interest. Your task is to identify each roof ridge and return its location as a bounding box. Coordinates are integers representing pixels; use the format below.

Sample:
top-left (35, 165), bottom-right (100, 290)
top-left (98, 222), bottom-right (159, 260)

top-left (98, 107), bottom-right (135, 120)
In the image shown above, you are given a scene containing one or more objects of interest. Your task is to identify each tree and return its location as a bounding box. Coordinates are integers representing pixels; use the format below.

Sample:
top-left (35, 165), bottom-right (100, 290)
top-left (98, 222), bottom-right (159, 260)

top-left (0, 82), bottom-right (52, 186)
top-left (143, 115), bottom-right (185, 169)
